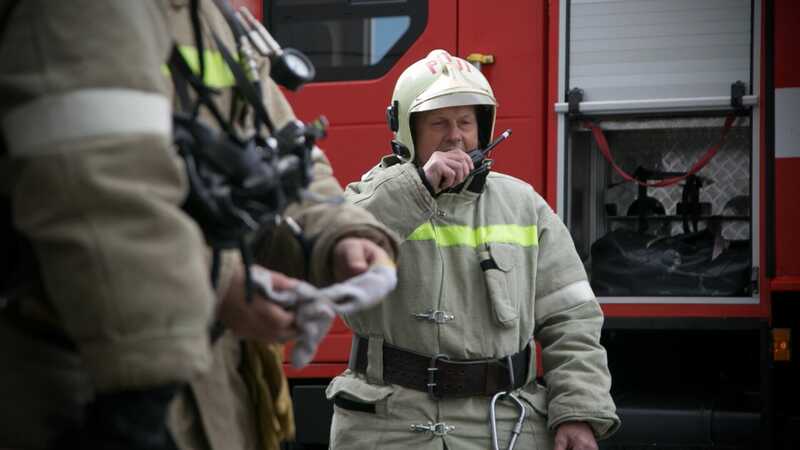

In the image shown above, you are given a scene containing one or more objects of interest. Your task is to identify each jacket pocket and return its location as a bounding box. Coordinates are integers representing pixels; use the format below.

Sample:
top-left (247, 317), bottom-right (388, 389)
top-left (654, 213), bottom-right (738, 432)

top-left (326, 371), bottom-right (394, 416)
top-left (481, 243), bottom-right (522, 327)
top-left (327, 372), bottom-right (395, 448)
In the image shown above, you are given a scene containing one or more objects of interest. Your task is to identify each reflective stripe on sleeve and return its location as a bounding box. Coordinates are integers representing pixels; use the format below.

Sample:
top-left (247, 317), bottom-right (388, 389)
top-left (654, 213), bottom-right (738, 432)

top-left (407, 223), bottom-right (538, 247)
top-left (534, 280), bottom-right (594, 323)
top-left (2, 88), bottom-right (171, 157)
top-left (163, 46), bottom-right (236, 89)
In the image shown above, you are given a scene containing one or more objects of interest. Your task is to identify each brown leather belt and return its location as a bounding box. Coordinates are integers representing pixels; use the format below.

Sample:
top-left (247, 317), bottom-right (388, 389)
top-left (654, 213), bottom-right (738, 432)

top-left (349, 335), bottom-right (530, 399)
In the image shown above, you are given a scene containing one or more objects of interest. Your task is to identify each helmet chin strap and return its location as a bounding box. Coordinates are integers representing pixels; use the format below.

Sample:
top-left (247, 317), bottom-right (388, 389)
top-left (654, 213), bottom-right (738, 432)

top-left (390, 139), bottom-right (412, 161)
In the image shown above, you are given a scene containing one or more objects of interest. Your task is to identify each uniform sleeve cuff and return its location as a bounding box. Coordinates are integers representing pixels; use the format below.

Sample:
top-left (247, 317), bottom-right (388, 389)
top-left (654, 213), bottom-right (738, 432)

top-left (548, 411), bottom-right (621, 441)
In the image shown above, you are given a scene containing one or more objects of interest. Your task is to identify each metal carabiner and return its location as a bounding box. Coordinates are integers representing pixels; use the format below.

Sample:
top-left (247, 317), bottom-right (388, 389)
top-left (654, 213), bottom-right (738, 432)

top-left (489, 391), bottom-right (527, 450)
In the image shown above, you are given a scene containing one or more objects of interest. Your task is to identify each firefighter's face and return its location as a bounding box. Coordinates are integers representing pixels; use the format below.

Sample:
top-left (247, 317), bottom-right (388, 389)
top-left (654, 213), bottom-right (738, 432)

top-left (413, 105), bottom-right (479, 164)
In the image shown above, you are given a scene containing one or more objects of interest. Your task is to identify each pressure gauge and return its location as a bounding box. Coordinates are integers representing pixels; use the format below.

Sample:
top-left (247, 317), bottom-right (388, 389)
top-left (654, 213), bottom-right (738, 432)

top-left (235, 6), bottom-right (316, 91)
top-left (270, 48), bottom-right (316, 91)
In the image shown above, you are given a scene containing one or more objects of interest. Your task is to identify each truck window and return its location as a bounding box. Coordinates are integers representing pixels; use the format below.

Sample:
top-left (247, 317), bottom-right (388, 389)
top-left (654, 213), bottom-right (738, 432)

top-left (265, 0), bottom-right (428, 82)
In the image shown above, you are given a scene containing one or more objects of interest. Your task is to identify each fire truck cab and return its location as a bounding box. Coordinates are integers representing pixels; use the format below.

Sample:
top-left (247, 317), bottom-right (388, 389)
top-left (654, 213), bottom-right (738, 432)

top-left (235, 1), bottom-right (800, 448)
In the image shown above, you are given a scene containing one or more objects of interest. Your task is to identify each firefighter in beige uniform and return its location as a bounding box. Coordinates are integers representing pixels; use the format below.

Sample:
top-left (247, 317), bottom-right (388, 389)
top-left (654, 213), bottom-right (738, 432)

top-left (329, 50), bottom-right (620, 450)
top-left (0, 2), bottom-right (223, 448)
top-left (0, 1), bottom-right (395, 449)
top-left (163, 2), bottom-right (399, 450)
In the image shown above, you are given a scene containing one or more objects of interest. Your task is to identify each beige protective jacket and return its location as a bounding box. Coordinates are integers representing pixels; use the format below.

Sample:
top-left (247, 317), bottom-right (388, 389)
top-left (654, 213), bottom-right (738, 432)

top-left (0, 1), bottom-right (214, 448)
top-left (165, 2), bottom-right (398, 450)
top-left (329, 157), bottom-right (620, 449)
top-left (0, 1), bottom-right (396, 449)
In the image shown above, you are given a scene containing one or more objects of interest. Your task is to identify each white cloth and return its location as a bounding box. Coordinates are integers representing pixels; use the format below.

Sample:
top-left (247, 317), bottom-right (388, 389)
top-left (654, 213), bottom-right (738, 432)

top-left (250, 265), bottom-right (397, 368)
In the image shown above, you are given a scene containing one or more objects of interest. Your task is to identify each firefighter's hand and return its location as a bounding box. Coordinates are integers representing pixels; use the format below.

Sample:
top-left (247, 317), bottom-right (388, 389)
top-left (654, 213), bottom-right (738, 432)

top-left (218, 264), bottom-right (298, 343)
top-left (422, 150), bottom-right (474, 192)
top-left (332, 237), bottom-right (392, 282)
top-left (554, 421), bottom-right (598, 450)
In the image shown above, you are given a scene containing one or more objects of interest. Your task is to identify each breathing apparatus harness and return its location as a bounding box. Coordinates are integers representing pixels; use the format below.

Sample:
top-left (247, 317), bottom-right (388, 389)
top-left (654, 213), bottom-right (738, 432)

top-left (169, 0), bottom-right (326, 304)
top-left (172, 4), bottom-right (399, 364)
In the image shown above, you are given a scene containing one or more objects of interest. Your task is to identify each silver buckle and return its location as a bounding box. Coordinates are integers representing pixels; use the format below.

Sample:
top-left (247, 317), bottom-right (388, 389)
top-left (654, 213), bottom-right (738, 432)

top-left (413, 310), bottom-right (455, 324)
top-left (410, 421), bottom-right (455, 436)
top-left (505, 354), bottom-right (516, 391)
top-left (426, 353), bottom-right (449, 399)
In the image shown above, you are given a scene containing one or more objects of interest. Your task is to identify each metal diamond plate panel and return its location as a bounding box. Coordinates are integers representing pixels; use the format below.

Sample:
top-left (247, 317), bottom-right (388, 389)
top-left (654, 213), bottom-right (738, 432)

top-left (597, 119), bottom-right (751, 241)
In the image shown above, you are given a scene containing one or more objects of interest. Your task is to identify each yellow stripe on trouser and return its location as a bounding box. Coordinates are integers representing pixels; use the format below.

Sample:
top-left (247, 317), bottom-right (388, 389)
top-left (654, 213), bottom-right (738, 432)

top-left (161, 46), bottom-right (237, 88)
top-left (407, 223), bottom-right (538, 247)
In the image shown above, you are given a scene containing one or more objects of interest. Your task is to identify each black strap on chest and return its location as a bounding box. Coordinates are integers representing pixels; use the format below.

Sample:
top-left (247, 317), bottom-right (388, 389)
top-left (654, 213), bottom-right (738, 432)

top-left (168, 0), bottom-right (322, 310)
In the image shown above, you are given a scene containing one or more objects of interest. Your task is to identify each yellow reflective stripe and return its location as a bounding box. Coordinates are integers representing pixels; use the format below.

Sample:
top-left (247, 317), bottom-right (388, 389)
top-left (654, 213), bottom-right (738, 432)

top-left (169, 46), bottom-right (236, 88)
top-left (407, 223), bottom-right (538, 247)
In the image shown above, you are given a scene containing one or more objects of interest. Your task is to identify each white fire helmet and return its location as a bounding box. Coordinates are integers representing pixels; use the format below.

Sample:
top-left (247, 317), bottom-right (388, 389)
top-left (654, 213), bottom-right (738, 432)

top-left (386, 49), bottom-right (497, 162)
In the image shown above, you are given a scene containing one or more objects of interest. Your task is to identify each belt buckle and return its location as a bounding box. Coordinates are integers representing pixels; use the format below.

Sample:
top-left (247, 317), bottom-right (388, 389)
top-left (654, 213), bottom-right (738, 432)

top-left (427, 353), bottom-right (449, 400)
top-left (488, 353), bottom-right (518, 396)
top-left (504, 354), bottom-right (516, 391)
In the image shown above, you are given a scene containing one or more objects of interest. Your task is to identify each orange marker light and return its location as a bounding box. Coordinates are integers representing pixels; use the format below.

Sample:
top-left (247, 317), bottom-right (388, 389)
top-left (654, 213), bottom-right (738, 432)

top-left (773, 328), bottom-right (791, 362)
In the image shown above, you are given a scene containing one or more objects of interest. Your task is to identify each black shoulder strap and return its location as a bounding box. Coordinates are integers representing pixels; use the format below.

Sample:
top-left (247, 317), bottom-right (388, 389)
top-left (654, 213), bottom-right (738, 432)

top-left (210, 0), bottom-right (246, 39)
top-left (178, 0), bottom-right (277, 134)
top-left (209, 30), bottom-right (276, 133)
top-left (168, 45), bottom-right (238, 138)
top-left (168, 50), bottom-right (193, 114)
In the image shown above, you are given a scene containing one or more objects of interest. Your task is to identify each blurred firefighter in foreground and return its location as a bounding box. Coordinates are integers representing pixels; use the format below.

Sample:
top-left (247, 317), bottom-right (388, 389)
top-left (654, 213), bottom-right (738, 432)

top-left (330, 49), bottom-right (620, 450)
top-left (0, 1), bottom-right (397, 449)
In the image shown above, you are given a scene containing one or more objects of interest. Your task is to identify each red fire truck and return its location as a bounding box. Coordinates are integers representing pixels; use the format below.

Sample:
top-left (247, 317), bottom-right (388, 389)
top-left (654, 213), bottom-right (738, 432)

top-left (235, 1), bottom-right (799, 448)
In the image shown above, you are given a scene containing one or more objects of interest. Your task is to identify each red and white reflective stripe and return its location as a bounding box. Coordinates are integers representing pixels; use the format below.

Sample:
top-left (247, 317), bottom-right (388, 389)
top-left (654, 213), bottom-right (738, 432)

top-left (775, 87), bottom-right (800, 159)
top-left (2, 88), bottom-right (171, 157)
